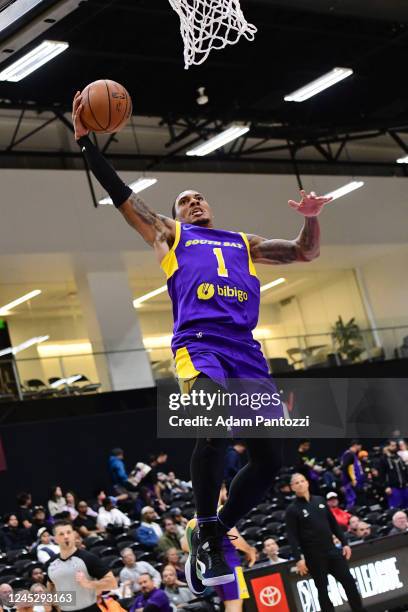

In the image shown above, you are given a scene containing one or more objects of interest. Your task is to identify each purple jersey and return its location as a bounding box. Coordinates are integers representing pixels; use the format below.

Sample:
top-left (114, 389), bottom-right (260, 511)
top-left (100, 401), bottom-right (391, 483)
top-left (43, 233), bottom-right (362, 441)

top-left (161, 222), bottom-right (260, 352)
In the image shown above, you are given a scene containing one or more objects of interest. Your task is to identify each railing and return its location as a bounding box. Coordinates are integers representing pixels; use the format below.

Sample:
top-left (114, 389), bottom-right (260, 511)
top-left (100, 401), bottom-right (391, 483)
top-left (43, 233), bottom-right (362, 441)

top-left (0, 324), bottom-right (406, 402)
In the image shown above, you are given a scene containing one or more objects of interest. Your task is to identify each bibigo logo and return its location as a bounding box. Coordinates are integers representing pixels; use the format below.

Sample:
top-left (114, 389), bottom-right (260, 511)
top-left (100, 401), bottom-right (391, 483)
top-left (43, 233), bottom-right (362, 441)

top-left (197, 282), bottom-right (248, 302)
top-left (197, 283), bottom-right (215, 300)
top-left (259, 586), bottom-right (282, 607)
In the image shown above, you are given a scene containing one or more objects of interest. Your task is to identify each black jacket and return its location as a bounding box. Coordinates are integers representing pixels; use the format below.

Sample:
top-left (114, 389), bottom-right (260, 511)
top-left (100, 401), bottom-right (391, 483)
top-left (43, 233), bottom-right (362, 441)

top-left (379, 453), bottom-right (408, 488)
top-left (286, 495), bottom-right (347, 562)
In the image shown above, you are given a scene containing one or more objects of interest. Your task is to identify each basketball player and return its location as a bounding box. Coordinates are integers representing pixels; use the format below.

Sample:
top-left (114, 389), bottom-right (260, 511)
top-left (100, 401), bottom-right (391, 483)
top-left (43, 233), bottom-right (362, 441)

top-left (72, 92), bottom-right (332, 588)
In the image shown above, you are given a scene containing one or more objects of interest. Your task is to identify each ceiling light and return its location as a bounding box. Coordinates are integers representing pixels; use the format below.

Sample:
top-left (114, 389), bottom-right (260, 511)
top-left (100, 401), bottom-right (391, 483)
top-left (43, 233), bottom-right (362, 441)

top-left (396, 155), bottom-right (408, 164)
top-left (284, 67), bottom-right (353, 102)
top-left (186, 125), bottom-right (250, 157)
top-left (38, 341), bottom-right (92, 357)
top-left (0, 40), bottom-right (69, 82)
top-left (0, 0), bottom-right (47, 34)
top-left (99, 177), bottom-right (158, 205)
top-left (260, 278), bottom-right (286, 293)
top-left (324, 180), bottom-right (364, 201)
top-left (0, 289), bottom-right (41, 315)
top-left (133, 285), bottom-right (168, 308)
top-left (0, 335), bottom-right (49, 357)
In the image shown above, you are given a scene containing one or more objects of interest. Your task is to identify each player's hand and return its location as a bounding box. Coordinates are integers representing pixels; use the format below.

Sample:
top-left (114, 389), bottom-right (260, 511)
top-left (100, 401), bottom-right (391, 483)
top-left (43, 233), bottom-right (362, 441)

top-left (245, 546), bottom-right (257, 567)
top-left (288, 190), bottom-right (332, 217)
top-left (342, 545), bottom-right (352, 560)
top-left (72, 91), bottom-right (89, 141)
top-left (75, 571), bottom-right (92, 589)
top-left (296, 559), bottom-right (309, 576)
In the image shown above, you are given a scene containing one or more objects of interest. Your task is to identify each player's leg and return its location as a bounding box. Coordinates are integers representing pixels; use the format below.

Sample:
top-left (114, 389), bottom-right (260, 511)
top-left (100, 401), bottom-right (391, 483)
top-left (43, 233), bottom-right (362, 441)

top-left (218, 437), bottom-right (281, 530)
top-left (306, 557), bottom-right (335, 612)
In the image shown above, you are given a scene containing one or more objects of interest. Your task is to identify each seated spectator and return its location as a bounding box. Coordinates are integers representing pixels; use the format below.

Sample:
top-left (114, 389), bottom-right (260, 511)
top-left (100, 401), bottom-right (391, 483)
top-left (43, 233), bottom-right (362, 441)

top-left (353, 521), bottom-right (373, 542)
top-left (91, 488), bottom-right (108, 513)
top-left (48, 486), bottom-right (66, 517)
top-left (97, 498), bottom-right (130, 532)
top-left (347, 515), bottom-right (360, 538)
top-left (75, 532), bottom-right (86, 549)
top-left (119, 547), bottom-right (161, 594)
top-left (326, 492), bottom-right (351, 530)
top-left (29, 566), bottom-right (46, 586)
top-left (30, 507), bottom-right (48, 542)
top-left (0, 513), bottom-right (31, 550)
top-left (261, 538), bottom-right (286, 565)
top-left (16, 491), bottom-right (33, 528)
top-left (62, 491), bottom-right (78, 520)
top-left (398, 439), bottom-right (408, 465)
top-left (164, 548), bottom-right (186, 583)
top-left (389, 511), bottom-right (408, 535)
top-left (162, 565), bottom-right (194, 608)
top-left (29, 583), bottom-right (52, 612)
top-left (36, 527), bottom-right (60, 563)
top-left (136, 507), bottom-right (163, 549)
top-left (0, 584), bottom-right (14, 612)
top-left (130, 574), bottom-right (172, 612)
top-left (169, 509), bottom-right (187, 539)
top-left (73, 501), bottom-right (99, 537)
top-left (158, 518), bottom-right (181, 554)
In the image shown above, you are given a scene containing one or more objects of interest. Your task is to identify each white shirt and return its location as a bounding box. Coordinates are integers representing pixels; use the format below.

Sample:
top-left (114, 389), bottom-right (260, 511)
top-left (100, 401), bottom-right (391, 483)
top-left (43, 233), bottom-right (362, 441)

top-left (267, 556), bottom-right (286, 565)
top-left (97, 507), bottom-right (131, 530)
top-left (37, 543), bottom-right (61, 563)
top-left (140, 520), bottom-right (163, 538)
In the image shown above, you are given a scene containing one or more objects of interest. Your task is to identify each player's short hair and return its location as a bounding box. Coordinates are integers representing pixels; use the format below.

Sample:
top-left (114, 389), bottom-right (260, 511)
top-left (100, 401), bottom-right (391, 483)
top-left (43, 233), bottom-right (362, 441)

top-left (171, 198), bottom-right (177, 219)
top-left (111, 447), bottom-right (124, 456)
top-left (350, 439), bottom-right (361, 447)
top-left (53, 519), bottom-right (73, 533)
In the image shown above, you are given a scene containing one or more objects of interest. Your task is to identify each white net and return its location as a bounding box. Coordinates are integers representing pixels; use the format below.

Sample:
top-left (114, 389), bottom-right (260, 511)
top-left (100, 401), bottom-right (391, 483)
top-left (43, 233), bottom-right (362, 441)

top-left (168, 0), bottom-right (257, 69)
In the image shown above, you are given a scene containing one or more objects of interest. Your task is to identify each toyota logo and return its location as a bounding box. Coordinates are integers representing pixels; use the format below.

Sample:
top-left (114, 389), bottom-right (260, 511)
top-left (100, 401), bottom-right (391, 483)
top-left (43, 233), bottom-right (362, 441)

top-left (260, 586), bottom-right (282, 606)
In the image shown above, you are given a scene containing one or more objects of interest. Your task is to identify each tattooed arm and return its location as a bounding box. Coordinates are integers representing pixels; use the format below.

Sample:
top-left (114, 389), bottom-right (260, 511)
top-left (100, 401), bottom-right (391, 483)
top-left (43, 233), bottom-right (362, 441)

top-left (119, 194), bottom-right (176, 260)
top-left (248, 217), bottom-right (320, 265)
top-left (248, 190), bottom-right (331, 265)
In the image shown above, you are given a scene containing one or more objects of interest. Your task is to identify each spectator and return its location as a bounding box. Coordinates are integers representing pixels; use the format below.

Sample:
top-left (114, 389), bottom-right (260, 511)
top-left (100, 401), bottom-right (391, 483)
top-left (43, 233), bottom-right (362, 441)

top-left (29, 583), bottom-right (52, 612)
top-left (347, 516), bottom-right (360, 538)
top-left (62, 491), bottom-right (78, 520)
top-left (341, 441), bottom-right (365, 509)
top-left (379, 439), bottom-right (408, 509)
top-left (29, 507), bottom-right (48, 542)
top-left (90, 489), bottom-right (107, 513)
top-left (29, 566), bottom-right (46, 586)
top-left (274, 479), bottom-right (295, 506)
top-left (224, 442), bottom-right (247, 490)
top-left (261, 538), bottom-right (286, 565)
top-left (143, 453), bottom-right (168, 512)
top-left (296, 440), bottom-right (323, 493)
top-left (0, 513), bottom-right (31, 550)
top-left (109, 448), bottom-right (128, 487)
top-left (158, 518), bottom-right (181, 554)
top-left (16, 492), bottom-right (33, 528)
top-left (164, 548), bottom-right (186, 583)
top-left (136, 507), bottom-right (163, 549)
top-left (119, 547), bottom-right (161, 593)
top-left (322, 459), bottom-right (342, 492)
top-left (130, 574), bottom-right (172, 612)
top-left (75, 532), bottom-right (86, 550)
top-left (354, 522), bottom-right (373, 542)
top-left (36, 528), bottom-right (60, 563)
top-left (162, 565), bottom-right (194, 608)
top-left (48, 486), bottom-right (66, 517)
top-left (73, 501), bottom-right (99, 537)
top-left (326, 493), bottom-right (351, 530)
top-left (169, 509), bottom-right (187, 539)
top-left (397, 439), bottom-right (408, 465)
top-left (0, 584), bottom-right (14, 612)
top-left (389, 511), bottom-right (408, 536)
top-left (97, 498), bottom-right (130, 532)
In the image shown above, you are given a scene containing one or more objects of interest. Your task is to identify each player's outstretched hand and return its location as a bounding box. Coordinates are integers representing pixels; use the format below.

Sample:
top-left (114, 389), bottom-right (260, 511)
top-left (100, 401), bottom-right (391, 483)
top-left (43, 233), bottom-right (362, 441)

top-left (288, 190), bottom-right (333, 217)
top-left (72, 91), bottom-right (89, 141)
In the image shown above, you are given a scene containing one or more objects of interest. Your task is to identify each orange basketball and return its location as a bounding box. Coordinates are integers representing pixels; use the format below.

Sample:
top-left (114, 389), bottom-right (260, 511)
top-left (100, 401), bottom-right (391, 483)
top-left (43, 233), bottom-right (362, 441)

top-left (80, 79), bottom-right (132, 133)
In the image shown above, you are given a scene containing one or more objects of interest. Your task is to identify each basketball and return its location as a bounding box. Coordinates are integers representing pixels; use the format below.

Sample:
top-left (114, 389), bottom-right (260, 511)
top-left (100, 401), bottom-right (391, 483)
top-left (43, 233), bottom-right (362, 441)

top-left (80, 79), bottom-right (132, 134)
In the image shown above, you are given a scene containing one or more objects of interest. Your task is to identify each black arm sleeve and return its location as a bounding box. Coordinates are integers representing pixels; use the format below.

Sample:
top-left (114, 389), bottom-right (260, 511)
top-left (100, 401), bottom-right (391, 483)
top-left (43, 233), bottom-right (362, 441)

top-left (77, 135), bottom-right (132, 208)
top-left (285, 507), bottom-right (303, 562)
top-left (326, 506), bottom-right (347, 546)
top-left (79, 550), bottom-right (109, 579)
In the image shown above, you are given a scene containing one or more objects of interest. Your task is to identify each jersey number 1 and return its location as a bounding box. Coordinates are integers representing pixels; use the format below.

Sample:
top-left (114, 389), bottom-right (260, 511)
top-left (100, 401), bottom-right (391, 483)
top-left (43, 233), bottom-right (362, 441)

top-left (213, 248), bottom-right (229, 278)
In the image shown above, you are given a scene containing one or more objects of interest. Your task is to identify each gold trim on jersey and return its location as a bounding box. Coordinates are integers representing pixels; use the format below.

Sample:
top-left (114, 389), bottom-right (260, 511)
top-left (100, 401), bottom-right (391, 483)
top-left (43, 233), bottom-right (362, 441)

top-left (161, 220), bottom-right (181, 279)
top-left (175, 346), bottom-right (201, 390)
top-left (239, 232), bottom-right (258, 277)
top-left (235, 566), bottom-right (250, 599)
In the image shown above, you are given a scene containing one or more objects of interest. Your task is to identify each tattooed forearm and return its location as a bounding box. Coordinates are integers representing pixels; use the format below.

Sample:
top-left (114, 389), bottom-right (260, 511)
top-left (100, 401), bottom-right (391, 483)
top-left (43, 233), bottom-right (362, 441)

top-left (249, 217), bottom-right (320, 265)
top-left (119, 192), bottom-right (176, 247)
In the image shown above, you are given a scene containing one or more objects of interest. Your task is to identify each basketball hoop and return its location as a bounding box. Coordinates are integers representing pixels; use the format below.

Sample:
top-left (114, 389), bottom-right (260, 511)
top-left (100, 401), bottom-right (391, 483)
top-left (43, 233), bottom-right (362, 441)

top-left (168, 0), bottom-right (257, 69)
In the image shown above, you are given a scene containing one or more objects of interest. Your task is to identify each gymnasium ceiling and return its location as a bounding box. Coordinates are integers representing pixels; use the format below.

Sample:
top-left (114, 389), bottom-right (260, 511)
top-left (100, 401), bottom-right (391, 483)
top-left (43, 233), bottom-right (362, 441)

top-left (0, 0), bottom-right (408, 174)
